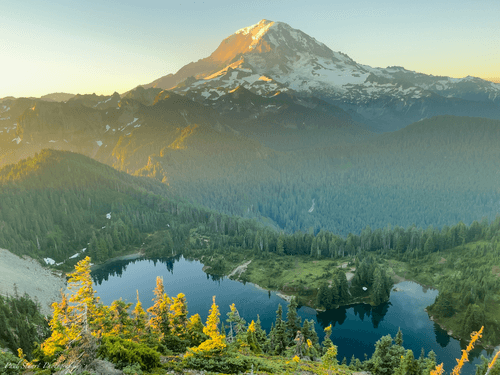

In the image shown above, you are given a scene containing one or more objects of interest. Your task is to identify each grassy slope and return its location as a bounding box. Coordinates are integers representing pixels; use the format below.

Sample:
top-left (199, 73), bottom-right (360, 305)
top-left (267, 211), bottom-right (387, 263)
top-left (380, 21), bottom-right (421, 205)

top-left (184, 230), bottom-right (386, 310)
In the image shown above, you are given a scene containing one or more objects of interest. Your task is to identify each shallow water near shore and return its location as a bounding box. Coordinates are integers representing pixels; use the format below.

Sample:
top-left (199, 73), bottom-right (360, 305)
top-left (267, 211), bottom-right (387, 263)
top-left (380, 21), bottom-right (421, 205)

top-left (92, 255), bottom-right (491, 374)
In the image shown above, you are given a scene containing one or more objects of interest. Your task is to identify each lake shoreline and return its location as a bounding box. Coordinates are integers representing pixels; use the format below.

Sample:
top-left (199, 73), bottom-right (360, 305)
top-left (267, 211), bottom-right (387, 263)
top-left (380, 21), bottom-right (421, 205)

top-left (92, 256), bottom-right (490, 374)
top-left (201, 255), bottom-right (390, 310)
top-left (90, 251), bottom-right (144, 271)
top-left (394, 271), bottom-right (500, 351)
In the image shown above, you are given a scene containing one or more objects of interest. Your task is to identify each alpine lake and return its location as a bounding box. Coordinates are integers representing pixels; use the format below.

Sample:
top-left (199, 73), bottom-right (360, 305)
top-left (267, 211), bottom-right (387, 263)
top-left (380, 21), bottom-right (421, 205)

top-left (91, 255), bottom-right (494, 374)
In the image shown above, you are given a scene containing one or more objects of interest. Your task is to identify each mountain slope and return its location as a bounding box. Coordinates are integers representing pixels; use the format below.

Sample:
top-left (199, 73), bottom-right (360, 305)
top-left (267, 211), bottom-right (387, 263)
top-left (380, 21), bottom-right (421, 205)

top-left (0, 149), bottom-right (192, 264)
top-left (143, 19), bottom-right (500, 133)
top-left (0, 90), bottom-right (282, 191)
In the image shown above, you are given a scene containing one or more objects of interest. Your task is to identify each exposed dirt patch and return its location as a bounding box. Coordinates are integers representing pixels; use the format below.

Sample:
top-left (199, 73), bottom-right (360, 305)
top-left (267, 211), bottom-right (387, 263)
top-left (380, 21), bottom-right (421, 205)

top-left (492, 265), bottom-right (500, 277)
top-left (345, 272), bottom-right (355, 282)
top-left (228, 260), bottom-right (252, 278)
top-left (392, 273), bottom-right (406, 283)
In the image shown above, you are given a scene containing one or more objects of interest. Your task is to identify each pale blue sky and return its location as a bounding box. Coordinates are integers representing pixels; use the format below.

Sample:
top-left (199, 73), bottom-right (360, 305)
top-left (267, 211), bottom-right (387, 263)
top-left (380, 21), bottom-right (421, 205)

top-left (2, 0), bottom-right (499, 98)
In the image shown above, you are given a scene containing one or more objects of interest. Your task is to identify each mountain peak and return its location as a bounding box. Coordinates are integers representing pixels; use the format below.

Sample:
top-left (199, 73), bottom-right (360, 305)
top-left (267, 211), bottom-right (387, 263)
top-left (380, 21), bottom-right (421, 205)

top-left (235, 19), bottom-right (275, 37)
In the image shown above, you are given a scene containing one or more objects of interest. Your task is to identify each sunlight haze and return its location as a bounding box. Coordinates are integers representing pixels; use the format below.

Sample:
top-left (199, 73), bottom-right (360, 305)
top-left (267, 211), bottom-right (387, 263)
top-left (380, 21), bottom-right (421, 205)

top-left (2, 0), bottom-right (499, 97)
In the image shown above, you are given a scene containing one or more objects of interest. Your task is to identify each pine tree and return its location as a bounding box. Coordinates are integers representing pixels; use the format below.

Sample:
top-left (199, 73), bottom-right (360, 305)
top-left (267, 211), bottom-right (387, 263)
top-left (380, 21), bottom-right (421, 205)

top-left (277, 234), bottom-right (285, 255)
top-left (462, 304), bottom-right (485, 337)
top-left (273, 304), bottom-right (288, 355)
top-left (253, 315), bottom-right (267, 347)
top-left (322, 324), bottom-right (333, 354)
top-left (147, 276), bottom-right (172, 340)
top-left (372, 268), bottom-right (386, 305)
top-left (367, 334), bottom-right (397, 375)
top-left (317, 284), bottom-right (332, 309)
top-left (286, 297), bottom-right (302, 344)
top-left (226, 303), bottom-right (247, 343)
top-left (246, 320), bottom-right (262, 353)
top-left (41, 292), bottom-right (78, 359)
top-left (107, 299), bottom-right (133, 338)
top-left (395, 327), bottom-right (403, 346)
top-left (67, 257), bottom-right (101, 325)
top-left (335, 272), bottom-right (350, 304)
top-left (186, 313), bottom-right (206, 347)
top-left (132, 290), bottom-right (148, 341)
top-left (394, 349), bottom-right (419, 375)
top-left (186, 296), bottom-right (226, 356)
top-left (41, 258), bottom-right (101, 370)
top-left (424, 350), bottom-right (438, 374)
top-left (170, 293), bottom-right (188, 338)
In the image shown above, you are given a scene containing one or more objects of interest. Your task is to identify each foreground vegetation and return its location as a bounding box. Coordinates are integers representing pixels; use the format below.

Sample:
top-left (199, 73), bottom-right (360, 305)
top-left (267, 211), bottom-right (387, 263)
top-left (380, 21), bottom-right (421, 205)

top-left (2, 257), bottom-right (499, 375)
top-left (1, 150), bottom-right (500, 372)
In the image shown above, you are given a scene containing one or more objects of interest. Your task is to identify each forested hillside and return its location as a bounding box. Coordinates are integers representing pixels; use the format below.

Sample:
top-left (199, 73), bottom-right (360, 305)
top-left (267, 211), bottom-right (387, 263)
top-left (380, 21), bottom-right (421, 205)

top-left (171, 116), bottom-right (500, 236)
top-left (1, 148), bottom-right (500, 373)
top-left (0, 149), bottom-right (201, 265)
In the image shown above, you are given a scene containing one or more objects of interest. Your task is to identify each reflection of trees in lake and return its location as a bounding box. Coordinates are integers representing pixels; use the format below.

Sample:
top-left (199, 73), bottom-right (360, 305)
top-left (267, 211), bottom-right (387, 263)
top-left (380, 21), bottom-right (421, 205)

top-left (206, 273), bottom-right (224, 283)
top-left (316, 307), bottom-right (347, 328)
top-left (371, 302), bottom-right (390, 328)
top-left (433, 322), bottom-right (450, 348)
top-left (91, 255), bottom-right (228, 286)
top-left (432, 320), bottom-right (485, 362)
top-left (353, 304), bottom-right (371, 321)
top-left (316, 302), bottom-right (390, 330)
top-left (91, 255), bottom-right (181, 285)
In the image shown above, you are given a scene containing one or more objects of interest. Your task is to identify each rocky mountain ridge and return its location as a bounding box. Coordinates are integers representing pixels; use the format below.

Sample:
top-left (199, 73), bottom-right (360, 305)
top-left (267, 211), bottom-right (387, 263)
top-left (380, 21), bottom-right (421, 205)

top-left (141, 19), bottom-right (500, 132)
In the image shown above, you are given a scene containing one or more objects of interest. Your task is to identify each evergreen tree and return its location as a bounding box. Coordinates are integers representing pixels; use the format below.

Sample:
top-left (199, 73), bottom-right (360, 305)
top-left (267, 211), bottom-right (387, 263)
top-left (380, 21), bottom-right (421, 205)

top-left (322, 324), bottom-right (333, 354)
top-left (367, 334), bottom-right (399, 375)
top-left (186, 314), bottom-right (206, 347)
top-left (225, 303), bottom-right (247, 346)
top-left (286, 297), bottom-right (302, 344)
top-left (424, 350), bottom-right (438, 374)
top-left (273, 304), bottom-right (288, 355)
top-left (132, 290), bottom-right (148, 341)
top-left (462, 304), bottom-right (485, 337)
top-left (335, 272), bottom-right (350, 304)
top-left (395, 327), bottom-right (403, 346)
top-left (185, 296), bottom-right (226, 357)
top-left (246, 320), bottom-right (262, 354)
top-left (107, 299), bottom-right (133, 338)
top-left (394, 349), bottom-right (419, 375)
top-left (147, 276), bottom-right (172, 340)
top-left (170, 293), bottom-right (189, 338)
top-left (253, 315), bottom-right (267, 347)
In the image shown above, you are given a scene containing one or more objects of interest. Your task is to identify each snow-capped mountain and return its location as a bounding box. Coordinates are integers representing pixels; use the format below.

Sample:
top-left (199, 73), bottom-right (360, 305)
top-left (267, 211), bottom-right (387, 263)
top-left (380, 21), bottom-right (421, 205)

top-left (143, 19), bottom-right (500, 132)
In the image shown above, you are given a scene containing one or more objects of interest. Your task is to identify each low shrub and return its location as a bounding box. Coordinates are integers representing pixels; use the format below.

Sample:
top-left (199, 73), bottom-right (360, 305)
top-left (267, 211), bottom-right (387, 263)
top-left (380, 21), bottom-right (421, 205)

top-left (97, 336), bottom-right (160, 371)
top-left (182, 352), bottom-right (280, 374)
top-left (162, 335), bottom-right (190, 353)
top-left (0, 351), bottom-right (22, 375)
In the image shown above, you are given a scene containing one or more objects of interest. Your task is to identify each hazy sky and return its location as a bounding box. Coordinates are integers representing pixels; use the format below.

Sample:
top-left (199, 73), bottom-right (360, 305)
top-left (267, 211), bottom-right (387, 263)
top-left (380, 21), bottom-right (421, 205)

top-left (2, 0), bottom-right (499, 98)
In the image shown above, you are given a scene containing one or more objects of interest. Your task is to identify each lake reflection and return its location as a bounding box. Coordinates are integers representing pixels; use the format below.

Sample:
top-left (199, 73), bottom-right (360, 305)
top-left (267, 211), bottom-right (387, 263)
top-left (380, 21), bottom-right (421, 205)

top-left (92, 255), bottom-right (490, 374)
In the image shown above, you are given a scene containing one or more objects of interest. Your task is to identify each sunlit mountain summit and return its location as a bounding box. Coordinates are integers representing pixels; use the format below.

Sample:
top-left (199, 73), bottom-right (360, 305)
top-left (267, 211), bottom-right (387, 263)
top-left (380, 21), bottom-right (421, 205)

top-left (143, 19), bottom-right (500, 132)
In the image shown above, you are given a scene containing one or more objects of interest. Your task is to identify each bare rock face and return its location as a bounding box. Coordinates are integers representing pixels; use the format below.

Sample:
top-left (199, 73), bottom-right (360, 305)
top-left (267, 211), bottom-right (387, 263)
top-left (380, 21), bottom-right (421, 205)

top-left (52, 359), bottom-right (124, 375)
top-left (0, 248), bottom-right (67, 316)
top-left (83, 359), bottom-right (124, 375)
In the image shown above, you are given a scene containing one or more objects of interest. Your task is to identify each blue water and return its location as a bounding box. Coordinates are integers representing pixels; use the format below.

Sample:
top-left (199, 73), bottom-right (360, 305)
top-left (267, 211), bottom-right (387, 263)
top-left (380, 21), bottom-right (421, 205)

top-left (92, 256), bottom-right (493, 374)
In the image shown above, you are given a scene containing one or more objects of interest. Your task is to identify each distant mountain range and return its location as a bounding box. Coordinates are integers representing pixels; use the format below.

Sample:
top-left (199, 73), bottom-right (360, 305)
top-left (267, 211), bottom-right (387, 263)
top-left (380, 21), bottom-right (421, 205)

top-left (139, 19), bottom-right (500, 133)
top-left (2, 19), bottom-right (500, 236)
